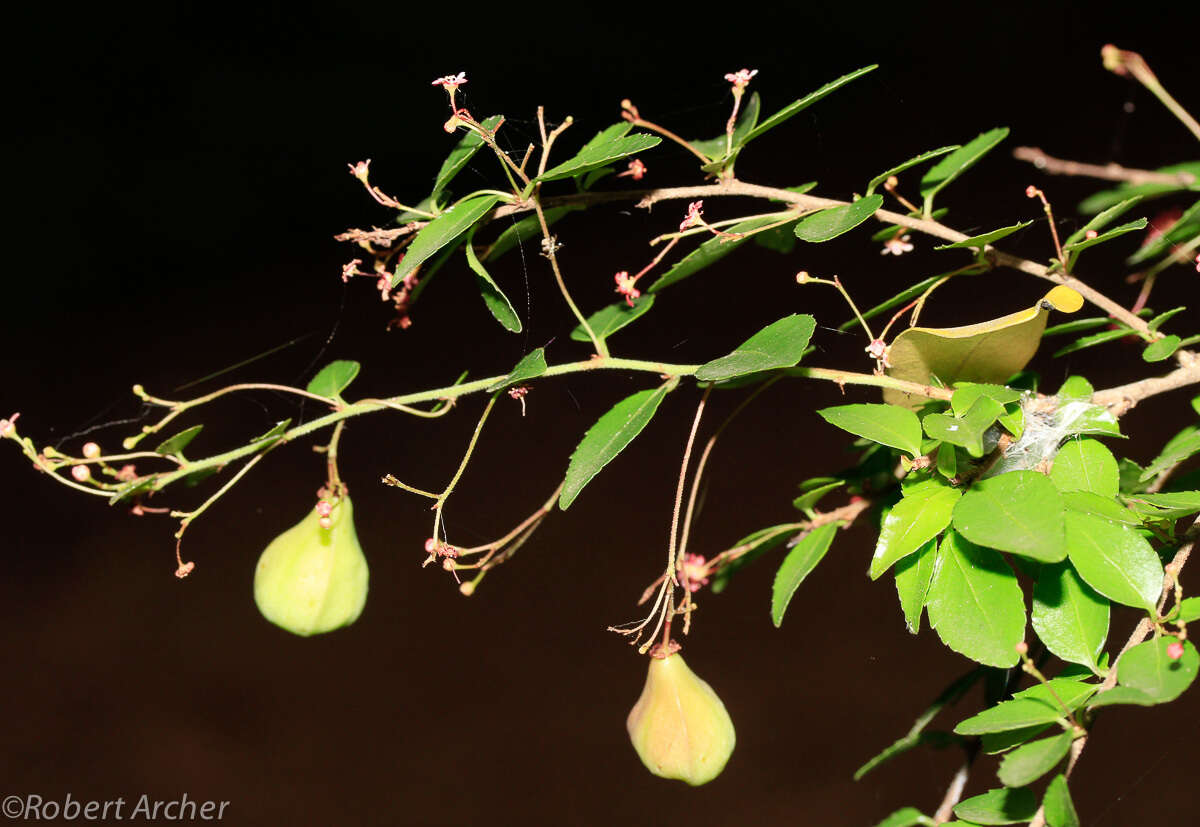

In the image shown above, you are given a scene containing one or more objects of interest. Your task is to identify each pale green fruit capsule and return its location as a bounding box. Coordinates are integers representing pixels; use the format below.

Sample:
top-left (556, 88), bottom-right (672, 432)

top-left (253, 496), bottom-right (368, 636)
top-left (626, 652), bottom-right (736, 785)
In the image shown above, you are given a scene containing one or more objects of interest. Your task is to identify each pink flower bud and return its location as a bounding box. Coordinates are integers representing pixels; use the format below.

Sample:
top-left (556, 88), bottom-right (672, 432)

top-left (315, 500), bottom-right (333, 517)
top-left (1167, 640), bottom-right (1185, 660)
top-left (318, 516), bottom-right (333, 530)
top-left (71, 465), bottom-right (91, 482)
top-left (82, 442), bottom-right (101, 459)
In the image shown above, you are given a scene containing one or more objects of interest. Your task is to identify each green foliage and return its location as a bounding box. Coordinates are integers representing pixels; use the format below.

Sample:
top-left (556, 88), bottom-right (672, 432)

top-left (465, 230), bottom-right (522, 332)
top-left (307, 360), bottom-right (361, 399)
top-left (570, 296), bottom-right (655, 342)
top-left (996, 731), bottom-right (1073, 787)
top-left (1031, 561), bottom-right (1109, 671)
top-left (794, 195), bottom-right (884, 242)
top-left (432, 115), bottom-right (504, 202)
top-left (953, 786), bottom-right (1037, 825)
top-left (1089, 637), bottom-right (1198, 708)
top-left (869, 481), bottom-right (961, 579)
top-left (771, 522), bottom-right (838, 626)
top-left (694, 315), bottom-right (816, 381)
top-left (953, 472), bottom-right (1066, 563)
top-left (894, 539), bottom-right (937, 633)
top-left (649, 214), bottom-right (794, 292)
top-left (954, 679), bottom-right (1097, 735)
top-left (866, 146), bottom-right (959, 196)
top-left (1049, 438), bottom-right (1119, 498)
top-left (488, 348), bottom-right (547, 393)
top-left (1143, 335), bottom-right (1182, 362)
top-left (739, 65), bottom-right (878, 148)
top-left (1041, 774), bottom-right (1079, 827)
top-left (935, 221), bottom-right (1032, 250)
top-left (155, 424), bottom-right (204, 456)
top-left (393, 194), bottom-right (502, 288)
top-left (818, 403), bottom-right (923, 458)
top-left (1064, 511), bottom-right (1163, 611)
top-left (536, 133), bottom-right (661, 182)
top-left (559, 384), bottom-right (670, 510)
top-left (920, 128), bottom-right (1010, 214)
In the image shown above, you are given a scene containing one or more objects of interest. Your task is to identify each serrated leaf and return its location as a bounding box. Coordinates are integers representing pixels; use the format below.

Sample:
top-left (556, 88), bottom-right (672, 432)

top-left (1032, 561), bottom-right (1109, 670)
top-left (648, 214), bottom-right (793, 292)
top-left (921, 128), bottom-right (1010, 212)
top-left (792, 480), bottom-right (844, 513)
top-left (866, 146), bottom-right (959, 196)
top-left (559, 385), bottom-right (669, 510)
top-left (1143, 335), bottom-right (1181, 362)
top-left (1174, 595), bottom-right (1200, 623)
top-left (465, 232), bottom-right (521, 333)
top-left (537, 133), bottom-right (661, 182)
top-left (997, 731), bottom-right (1073, 788)
top-left (870, 484), bottom-right (961, 579)
top-left (771, 522), bottom-right (839, 627)
top-left (926, 531), bottom-right (1026, 668)
top-left (1088, 638), bottom-right (1198, 708)
top-left (885, 286), bottom-right (1081, 408)
top-left (895, 539), bottom-right (938, 633)
top-left (741, 65), bottom-right (878, 147)
top-left (953, 471), bottom-right (1066, 562)
top-left (570, 296), bottom-right (654, 342)
top-left (1062, 491), bottom-right (1142, 525)
top-left (923, 396), bottom-right (1006, 458)
top-left (487, 348), bottom-right (546, 393)
top-left (431, 114), bottom-right (503, 201)
top-left (155, 424), bottom-right (204, 456)
top-left (954, 679), bottom-right (1097, 735)
top-left (953, 786), bottom-right (1037, 825)
top-left (695, 314), bottom-right (816, 381)
top-left (307, 360), bottom-right (361, 398)
top-left (935, 221), bottom-right (1032, 250)
top-left (818, 403), bottom-right (923, 457)
top-left (981, 724), bottom-right (1052, 755)
top-left (794, 194), bottom-right (884, 242)
top-left (1042, 774), bottom-right (1079, 827)
top-left (1050, 438), bottom-right (1119, 498)
top-left (1064, 195), bottom-right (1144, 246)
top-left (1065, 511), bottom-right (1163, 611)
top-left (393, 195), bottom-right (501, 288)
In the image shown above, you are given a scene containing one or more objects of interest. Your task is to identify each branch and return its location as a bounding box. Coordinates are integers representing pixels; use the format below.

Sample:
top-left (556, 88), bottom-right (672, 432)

top-left (1013, 147), bottom-right (1198, 186)
top-left (1091, 349), bottom-right (1200, 415)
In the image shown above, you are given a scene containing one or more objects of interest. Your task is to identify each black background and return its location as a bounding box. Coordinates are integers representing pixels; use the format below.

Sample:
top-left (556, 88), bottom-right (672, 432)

top-left (4, 2), bottom-right (1200, 825)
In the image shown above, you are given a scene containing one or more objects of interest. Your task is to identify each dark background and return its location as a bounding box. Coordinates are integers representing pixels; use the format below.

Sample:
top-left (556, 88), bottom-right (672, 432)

top-left (3, 2), bottom-right (1199, 825)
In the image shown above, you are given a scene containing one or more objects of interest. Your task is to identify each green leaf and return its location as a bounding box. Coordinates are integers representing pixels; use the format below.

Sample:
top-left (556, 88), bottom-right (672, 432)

top-left (481, 206), bottom-right (578, 262)
top-left (431, 115), bottom-right (503, 201)
top-left (1032, 561), bottom-right (1109, 670)
top-left (393, 195), bottom-right (501, 288)
top-left (1064, 511), bottom-right (1163, 611)
top-left (980, 724), bottom-right (1052, 755)
top-left (307, 360), bottom-right (360, 398)
top-left (570, 296), bottom-right (654, 342)
top-left (741, 65), bottom-right (878, 147)
top-left (935, 221), bottom-right (1032, 250)
top-left (1147, 306), bottom-right (1187, 332)
top-left (866, 146), bottom-right (960, 196)
top-left (1049, 438), bottom-right (1119, 498)
top-left (869, 484), bottom-right (961, 579)
top-left (818, 403), bottom-right (923, 457)
top-left (537, 133), bottom-right (661, 182)
top-left (1089, 638), bottom-right (1198, 708)
top-left (771, 522), bottom-right (839, 627)
top-left (1061, 491), bottom-right (1141, 525)
top-left (792, 480), bottom-right (844, 513)
top-left (648, 214), bottom-right (793, 292)
top-left (895, 539), bottom-right (938, 633)
top-left (794, 194), bottom-right (884, 242)
top-left (937, 445), bottom-right (958, 479)
top-left (1061, 217), bottom-right (1147, 255)
top-left (923, 396), bottom-right (1007, 458)
top-left (1124, 490), bottom-right (1200, 518)
top-left (1052, 327), bottom-right (1133, 358)
top-left (953, 786), bottom-right (1037, 825)
top-left (1042, 774), bottom-right (1080, 827)
top-left (950, 384), bottom-right (1023, 415)
top-left (252, 419), bottom-right (291, 444)
top-left (955, 679), bottom-right (1097, 735)
top-left (1126, 198), bottom-right (1200, 265)
top-left (1174, 596), bottom-right (1200, 623)
top-left (921, 128), bottom-right (1010, 212)
top-left (1140, 426), bottom-right (1200, 481)
top-left (1042, 316), bottom-right (1122, 338)
top-left (1077, 161), bottom-right (1200, 213)
top-left (997, 731), bottom-right (1073, 788)
top-left (926, 531), bottom-right (1026, 668)
top-left (695, 314), bottom-right (816, 381)
top-left (559, 385), bottom-right (669, 510)
top-left (953, 471), bottom-right (1067, 562)
top-left (464, 232), bottom-right (521, 333)
top-left (108, 476), bottom-right (158, 505)
top-left (690, 92), bottom-right (760, 160)
top-left (487, 348), bottom-right (547, 393)
top-left (873, 807), bottom-right (934, 827)
top-left (155, 424), bottom-right (204, 456)
top-left (1143, 335), bottom-right (1181, 362)
top-left (710, 524), bottom-right (797, 593)
top-left (1063, 195), bottom-right (1144, 246)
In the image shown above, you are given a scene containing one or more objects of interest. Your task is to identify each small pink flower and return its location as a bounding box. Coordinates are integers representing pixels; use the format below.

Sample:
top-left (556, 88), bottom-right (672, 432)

top-left (376, 274), bottom-right (392, 301)
top-left (342, 259), bottom-right (364, 283)
top-left (679, 200), bottom-right (704, 232)
top-left (82, 442), bottom-right (101, 459)
top-left (116, 464), bottom-right (137, 482)
top-left (1025, 185), bottom-right (1039, 198)
top-left (723, 68), bottom-right (758, 90)
top-left (315, 501), bottom-right (333, 517)
top-left (71, 465), bottom-right (91, 482)
top-left (1167, 640), bottom-right (1185, 660)
top-left (1194, 252), bottom-right (1200, 273)
top-left (614, 271), bottom-right (641, 306)
top-left (1085, 229), bottom-right (1098, 239)
top-left (865, 339), bottom-right (891, 368)
top-left (431, 72), bottom-right (468, 90)
top-left (0, 412), bottom-right (19, 437)
top-left (347, 159), bottom-right (371, 182)
top-left (680, 554), bottom-right (710, 593)
top-left (618, 159), bottom-right (647, 180)
top-left (880, 235), bottom-right (914, 256)
top-left (175, 561), bottom-right (195, 578)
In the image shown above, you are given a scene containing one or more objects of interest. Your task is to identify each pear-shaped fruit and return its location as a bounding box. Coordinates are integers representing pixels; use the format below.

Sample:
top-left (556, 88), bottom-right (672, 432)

top-left (626, 652), bottom-right (736, 785)
top-left (253, 495), bottom-right (368, 636)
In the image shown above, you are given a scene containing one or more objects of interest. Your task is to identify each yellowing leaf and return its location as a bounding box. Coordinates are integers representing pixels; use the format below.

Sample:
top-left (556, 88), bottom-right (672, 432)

top-left (883, 287), bottom-right (1082, 408)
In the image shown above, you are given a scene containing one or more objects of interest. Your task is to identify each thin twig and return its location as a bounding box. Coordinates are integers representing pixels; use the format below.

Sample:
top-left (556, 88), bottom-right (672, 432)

top-left (1013, 147), bottom-right (1198, 186)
